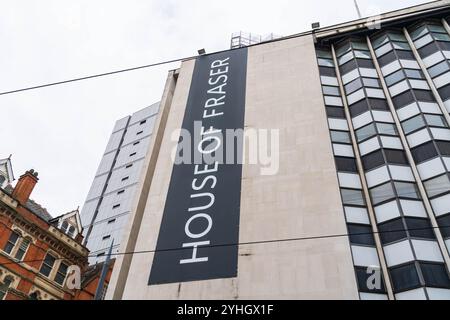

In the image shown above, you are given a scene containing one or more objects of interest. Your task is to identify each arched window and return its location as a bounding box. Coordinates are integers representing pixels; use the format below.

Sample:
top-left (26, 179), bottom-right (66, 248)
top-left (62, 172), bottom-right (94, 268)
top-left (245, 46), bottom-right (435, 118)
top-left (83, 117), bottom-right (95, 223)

top-left (61, 221), bottom-right (69, 233)
top-left (0, 276), bottom-right (13, 300)
top-left (68, 225), bottom-right (76, 238)
top-left (3, 230), bottom-right (20, 254)
top-left (29, 291), bottom-right (41, 300)
top-left (14, 237), bottom-right (31, 261)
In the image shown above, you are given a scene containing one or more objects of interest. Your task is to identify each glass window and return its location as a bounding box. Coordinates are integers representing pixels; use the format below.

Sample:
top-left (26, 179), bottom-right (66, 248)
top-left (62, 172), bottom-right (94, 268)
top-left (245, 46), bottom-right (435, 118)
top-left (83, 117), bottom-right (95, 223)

top-left (437, 140), bottom-right (450, 155)
top-left (39, 253), bottom-right (56, 277)
top-left (385, 149), bottom-right (409, 165)
top-left (356, 123), bottom-right (377, 142)
top-left (341, 188), bottom-right (365, 206)
top-left (424, 174), bottom-right (450, 198)
top-left (410, 26), bottom-right (428, 40)
top-left (420, 263), bottom-right (450, 288)
top-left (433, 33), bottom-right (450, 42)
top-left (389, 33), bottom-right (407, 42)
top-left (438, 83), bottom-right (450, 101)
top-left (411, 141), bottom-right (438, 163)
top-left (428, 60), bottom-right (450, 78)
top-left (345, 78), bottom-right (363, 94)
top-left (437, 214), bottom-right (450, 238)
top-left (418, 41), bottom-right (440, 58)
top-left (330, 130), bottom-right (351, 144)
top-left (316, 49), bottom-right (332, 59)
top-left (390, 263), bottom-right (421, 293)
top-left (14, 238), bottom-right (30, 261)
top-left (378, 51), bottom-right (397, 67)
top-left (392, 42), bottom-right (410, 50)
top-left (363, 78), bottom-right (380, 88)
top-left (425, 114), bottom-right (447, 127)
top-left (402, 115), bottom-right (426, 134)
top-left (352, 42), bottom-right (369, 51)
top-left (404, 69), bottom-right (423, 79)
top-left (0, 278), bottom-right (12, 300)
top-left (318, 58), bottom-right (334, 67)
top-left (326, 106), bottom-right (346, 118)
top-left (336, 42), bottom-right (351, 57)
top-left (392, 90), bottom-right (415, 108)
top-left (348, 224), bottom-right (375, 245)
top-left (375, 42), bottom-right (393, 57)
top-left (335, 157), bottom-right (358, 173)
top-left (54, 262), bottom-right (69, 286)
top-left (369, 98), bottom-right (389, 110)
top-left (395, 182), bottom-right (421, 199)
top-left (414, 34), bottom-right (433, 49)
top-left (319, 66), bottom-right (336, 77)
top-left (370, 182), bottom-right (396, 205)
top-left (428, 24), bottom-right (447, 34)
top-left (362, 150), bottom-right (385, 171)
top-left (3, 232), bottom-right (19, 254)
top-left (372, 34), bottom-right (389, 48)
top-left (385, 69), bottom-right (405, 87)
top-left (378, 218), bottom-right (407, 244)
top-left (349, 99), bottom-right (369, 117)
top-left (322, 85), bottom-right (340, 96)
top-left (354, 50), bottom-right (371, 59)
top-left (339, 51), bottom-right (354, 65)
top-left (405, 217), bottom-right (435, 240)
top-left (377, 123), bottom-right (397, 136)
top-left (61, 221), bottom-right (68, 233)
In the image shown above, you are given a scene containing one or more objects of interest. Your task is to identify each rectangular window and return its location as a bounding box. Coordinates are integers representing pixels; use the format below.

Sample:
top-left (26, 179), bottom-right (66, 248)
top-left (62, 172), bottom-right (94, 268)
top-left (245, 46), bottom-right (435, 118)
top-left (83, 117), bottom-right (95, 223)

top-left (326, 106), bottom-right (346, 118)
top-left (330, 130), bottom-right (351, 144)
top-left (411, 141), bottom-right (438, 163)
top-left (54, 262), bottom-right (69, 286)
top-left (14, 239), bottom-right (30, 261)
top-left (356, 123), bottom-right (377, 142)
top-left (347, 224), bottom-right (375, 245)
top-left (140, 120), bottom-right (147, 125)
top-left (322, 85), bottom-right (340, 96)
top-left (341, 188), bottom-right (365, 206)
top-left (39, 253), bottom-right (56, 277)
top-left (389, 263), bottom-right (421, 293)
top-left (3, 232), bottom-right (19, 254)
top-left (404, 69), bottom-right (423, 79)
top-left (402, 115), bottom-right (426, 134)
top-left (423, 174), bottom-right (450, 198)
top-left (362, 150), bottom-right (385, 171)
top-left (428, 60), bottom-right (450, 78)
top-left (378, 218), bottom-right (407, 244)
top-left (377, 123), bottom-right (397, 136)
top-left (384, 149), bottom-right (409, 165)
top-left (385, 69), bottom-right (405, 87)
top-left (420, 262), bottom-right (450, 288)
top-left (345, 78), bottom-right (363, 95)
top-left (335, 156), bottom-right (358, 173)
top-left (437, 140), bottom-right (450, 155)
top-left (394, 182), bottom-right (421, 199)
top-left (355, 266), bottom-right (386, 293)
top-left (0, 278), bottom-right (12, 300)
top-left (405, 217), bottom-right (435, 240)
top-left (370, 182), bottom-right (396, 205)
top-left (349, 99), bottom-right (369, 117)
top-left (425, 114), bottom-right (447, 127)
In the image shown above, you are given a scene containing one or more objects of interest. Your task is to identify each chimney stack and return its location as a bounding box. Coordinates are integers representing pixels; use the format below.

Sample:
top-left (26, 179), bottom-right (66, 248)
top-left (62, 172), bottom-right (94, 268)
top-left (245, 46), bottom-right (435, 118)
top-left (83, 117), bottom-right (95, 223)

top-left (12, 169), bottom-right (39, 205)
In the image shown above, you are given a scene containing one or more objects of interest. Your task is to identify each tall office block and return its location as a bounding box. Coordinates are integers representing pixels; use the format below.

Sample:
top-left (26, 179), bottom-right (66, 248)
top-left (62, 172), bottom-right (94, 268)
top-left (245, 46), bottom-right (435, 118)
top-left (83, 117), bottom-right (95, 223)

top-left (81, 103), bottom-right (160, 264)
top-left (107, 1), bottom-right (450, 299)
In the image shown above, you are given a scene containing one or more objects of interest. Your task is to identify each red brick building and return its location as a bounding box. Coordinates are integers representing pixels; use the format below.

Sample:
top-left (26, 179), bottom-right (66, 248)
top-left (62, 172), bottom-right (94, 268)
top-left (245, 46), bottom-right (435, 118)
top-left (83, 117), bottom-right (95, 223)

top-left (0, 169), bottom-right (112, 300)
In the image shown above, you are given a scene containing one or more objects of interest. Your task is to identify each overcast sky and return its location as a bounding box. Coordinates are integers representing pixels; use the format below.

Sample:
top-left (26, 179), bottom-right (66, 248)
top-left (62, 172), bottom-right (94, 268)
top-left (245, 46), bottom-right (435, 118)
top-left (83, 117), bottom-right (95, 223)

top-left (0, 0), bottom-right (431, 216)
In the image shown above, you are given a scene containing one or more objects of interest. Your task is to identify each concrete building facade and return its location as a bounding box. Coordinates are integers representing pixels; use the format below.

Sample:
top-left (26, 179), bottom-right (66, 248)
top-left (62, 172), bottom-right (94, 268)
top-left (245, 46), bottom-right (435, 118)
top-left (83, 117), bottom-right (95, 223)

top-left (107, 1), bottom-right (450, 299)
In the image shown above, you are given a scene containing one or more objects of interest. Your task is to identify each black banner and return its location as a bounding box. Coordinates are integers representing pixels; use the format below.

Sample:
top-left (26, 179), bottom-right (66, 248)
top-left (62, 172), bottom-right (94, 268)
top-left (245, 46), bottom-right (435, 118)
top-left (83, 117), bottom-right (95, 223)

top-left (149, 48), bottom-right (248, 285)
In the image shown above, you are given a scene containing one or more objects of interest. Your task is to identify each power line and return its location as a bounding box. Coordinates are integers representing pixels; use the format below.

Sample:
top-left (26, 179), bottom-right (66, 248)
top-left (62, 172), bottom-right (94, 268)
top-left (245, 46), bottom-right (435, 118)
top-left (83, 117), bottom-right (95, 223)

top-left (0, 223), bottom-right (449, 267)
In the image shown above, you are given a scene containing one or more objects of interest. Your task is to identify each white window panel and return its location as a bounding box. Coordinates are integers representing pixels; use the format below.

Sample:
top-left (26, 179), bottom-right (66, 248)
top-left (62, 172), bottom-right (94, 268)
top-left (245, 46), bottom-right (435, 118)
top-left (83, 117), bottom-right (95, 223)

top-left (359, 136), bottom-right (381, 155)
top-left (407, 128), bottom-right (432, 148)
top-left (400, 199), bottom-right (427, 218)
top-left (328, 118), bottom-right (348, 130)
top-left (380, 136), bottom-right (403, 149)
top-left (443, 51), bottom-right (450, 60)
top-left (375, 42), bottom-right (393, 57)
top-left (389, 80), bottom-right (410, 96)
top-left (374, 200), bottom-right (401, 223)
top-left (397, 102), bottom-right (420, 121)
top-left (366, 88), bottom-right (385, 99)
top-left (414, 34), bottom-right (433, 49)
top-left (443, 157), bottom-right (450, 171)
top-left (417, 158), bottom-right (446, 180)
top-left (418, 102), bottom-right (442, 114)
top-left (381, 60), bottom-right (401, 76)
top-left (352, 111), bottom-right (373, 129)
top-left (365, 165), bottom-right (390, 188)
top-left (430, 193), bottom-right (450, 216)
top-left (383, 240), bottom-right (414, 267)
top-left (351, 245), bottom-right (380, 267)
top-left (338, 172), bottom-right (362, 189)
top-left (342, 69), bottom-right (359, 84)
top-left (389, 165), bottom-right (414, 182)
top-left (359, 68), bottom-right (378, 78)
top-left (372, 110), bottom-right (394, 123)
top-left (422, 51), bottom-right (445, 68)
top-left (347, 88), bottom-right (366, 105)
top-left (430, 128), bottom-right (450, 141)
top-left (333, 144), bottom-right (354, 157)
top-left (339, 51), bottom-right (354, 65)
top-left (444, 100), bottom-right (450, 113)
top-left (324, 96), bottom-right (343, 106)
top-left (359, 293), bottom-right (388, 300)
top-left (344, 206), bottom-right (370, 224)
top-left (409, 79), bottom-right (429, 90)
top-left (427, 288), bottom-right (450, 300)
top-left (395, 288), bottom-right (427, 300)
top-left (400, 59), bottom-right (420, 70)
top-left (320, 76), bottom-right (338, 86)
top-left (433, 71), bottom-right (450, 88)
top-left (411, 240), bottom-right (444, 263)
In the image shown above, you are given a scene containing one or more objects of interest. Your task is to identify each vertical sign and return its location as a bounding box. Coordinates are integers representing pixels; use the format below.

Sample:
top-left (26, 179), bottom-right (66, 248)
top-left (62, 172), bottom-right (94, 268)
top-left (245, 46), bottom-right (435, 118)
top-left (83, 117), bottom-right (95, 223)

top-left (149, 48), bottom-right (248, 285)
